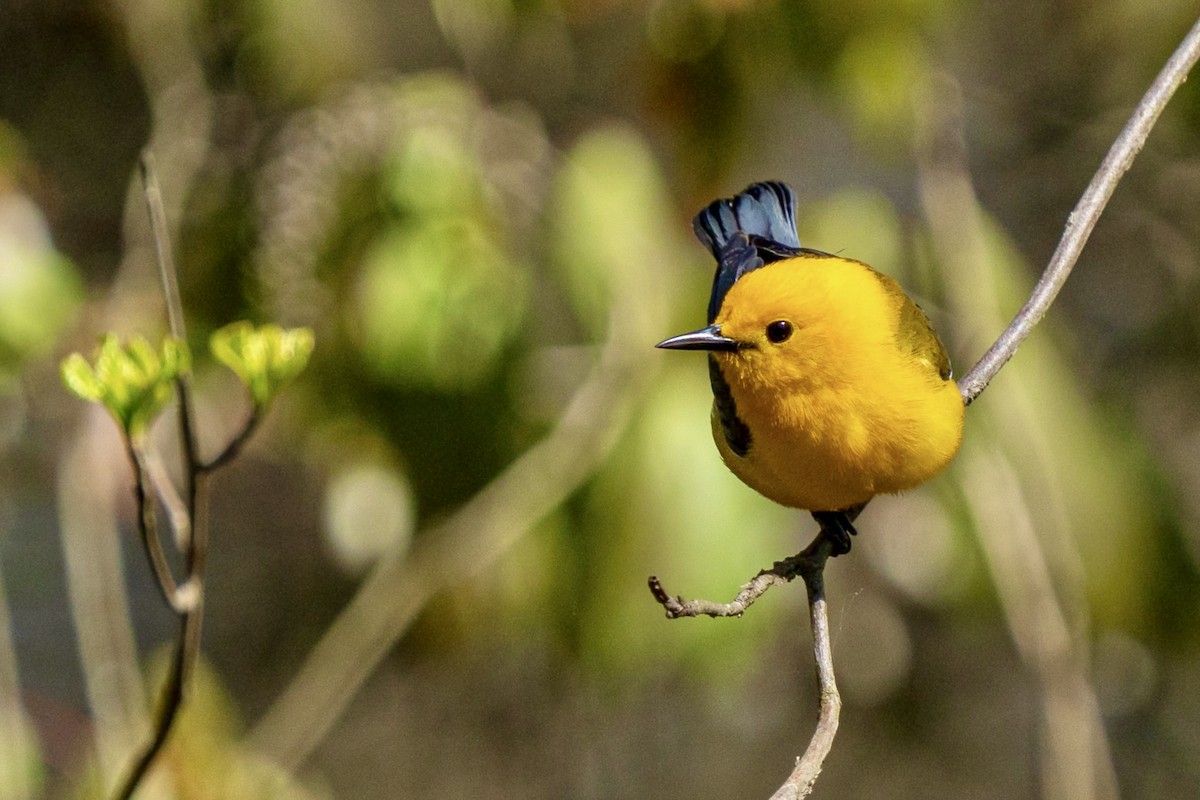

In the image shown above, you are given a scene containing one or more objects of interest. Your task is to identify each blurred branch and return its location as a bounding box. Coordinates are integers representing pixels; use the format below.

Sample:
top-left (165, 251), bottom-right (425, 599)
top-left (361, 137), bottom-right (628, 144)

top-left (249, 296), bottom-right (657, 771)
top-left (961, 447), bottom-right (1118, 800)
top-left (126, 441), bottom-right (187, 613)
top-left (142, 447), bottom-right (190, 551)
top-left (110, 0), bottom-right (214, 286)
top-left (198, 410), bottom-right (261, 474)
top-left (650, 534), bottom-right (840, 799)
top-left (916, 69), bottom-right (1122, 800)
top-left (957, 14), bottom-right (1200, 404)
top-left (57, 418), bottom-right (148, 787)
top-left (0, 526), bottom-right (37, 800)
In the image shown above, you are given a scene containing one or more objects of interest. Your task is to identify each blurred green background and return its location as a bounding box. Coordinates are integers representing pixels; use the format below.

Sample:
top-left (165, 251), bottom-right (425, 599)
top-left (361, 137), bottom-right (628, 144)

top-left (3, 0), bottom-right (1200, 798)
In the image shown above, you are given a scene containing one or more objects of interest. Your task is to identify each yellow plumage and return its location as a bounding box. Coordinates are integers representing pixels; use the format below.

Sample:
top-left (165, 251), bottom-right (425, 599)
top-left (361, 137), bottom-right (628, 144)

top-left (707, 254), bottom-right (963, 512)
top-left (658, 182), bottom-right (964, 549)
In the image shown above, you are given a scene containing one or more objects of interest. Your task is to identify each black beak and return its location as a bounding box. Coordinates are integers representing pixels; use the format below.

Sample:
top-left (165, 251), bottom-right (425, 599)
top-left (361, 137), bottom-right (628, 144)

top-left (655, 324), bottom-right (742, 352)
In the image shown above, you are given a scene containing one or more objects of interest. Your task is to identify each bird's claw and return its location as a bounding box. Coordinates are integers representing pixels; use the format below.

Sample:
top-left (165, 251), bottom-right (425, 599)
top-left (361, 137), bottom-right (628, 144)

top-left (811, 510), bottom-right (858, 556)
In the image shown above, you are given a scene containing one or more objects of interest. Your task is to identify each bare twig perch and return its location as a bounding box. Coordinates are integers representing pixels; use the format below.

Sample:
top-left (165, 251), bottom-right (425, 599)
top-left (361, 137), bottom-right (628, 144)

top-left (648, 14), bottom-right (1200, 800)
top-left (650, 535), bottom-right (840, 799)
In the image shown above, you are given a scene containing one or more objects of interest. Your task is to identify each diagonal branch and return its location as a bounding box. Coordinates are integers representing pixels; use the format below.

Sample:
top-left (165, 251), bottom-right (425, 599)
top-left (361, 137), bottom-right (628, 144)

top-left (957, 14), bottom-right (1200, 404)
top-left (248, 299), bottom-right (656, 771)
top-left (141, 445), bottom-right (191, 552)
top-left (197, 410), bottom-right (260, 474)
top-left (648, 532), bottom-right (836, 619)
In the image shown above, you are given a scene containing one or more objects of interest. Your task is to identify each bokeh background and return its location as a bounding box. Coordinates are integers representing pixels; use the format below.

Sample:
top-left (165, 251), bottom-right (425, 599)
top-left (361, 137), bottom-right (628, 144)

top-left (3, 1), bottom-right (1200, 798)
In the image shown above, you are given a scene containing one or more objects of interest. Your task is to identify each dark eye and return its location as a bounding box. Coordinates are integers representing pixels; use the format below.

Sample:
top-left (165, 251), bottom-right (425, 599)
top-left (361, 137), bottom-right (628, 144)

top-left (766, 320), bottom-right (793, 344)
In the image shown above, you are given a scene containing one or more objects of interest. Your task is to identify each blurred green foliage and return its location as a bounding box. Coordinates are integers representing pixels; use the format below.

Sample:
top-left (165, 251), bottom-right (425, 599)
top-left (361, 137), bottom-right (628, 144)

top-left (0, 122), bottom-right (82, 390)
top-left (4, 0), bottom-right (1200, 798)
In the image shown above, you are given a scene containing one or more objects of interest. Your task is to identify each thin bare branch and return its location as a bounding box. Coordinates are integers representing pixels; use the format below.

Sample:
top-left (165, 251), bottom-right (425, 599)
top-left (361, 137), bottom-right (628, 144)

top-left (769, 560), bottom-right (840, 800)
top-left (958, 14), bottom-right (1200, 403)
top-left (647, 571), bottom-right (790, 618)
top-left (648, 533), bottom-right (836, 619)
top-left (140, 153), bottom-right (186, 344)
top-left (126, 442), bottom-right (189, 614)
top-left (141, 446), bottom-right (191, 551)
top-left (645, 19), bottom-right (1200, 800)
top-left (198, 410), bottom-right (260, 474)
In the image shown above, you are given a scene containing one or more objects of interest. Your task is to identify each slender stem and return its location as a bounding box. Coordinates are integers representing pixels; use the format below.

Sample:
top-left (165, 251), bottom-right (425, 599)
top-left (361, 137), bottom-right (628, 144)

top-left (769, 556), bottom-right (841, 800)
top-left (140, 153), bottom-right (187, 346)
top-left (109, 151), bottom-right (217, 800)
top-left (125, 441), bottom-right (187, 613)
top-left (957, 14), bottom-right (1200, 403)
top-left (113, 153), bottom-right (263, 800)
top-left (108, 654), bottom-right (186, 800)
top-left (198, 410), bottom-right (260, 474)
top-left (648, 531), bottom-right (841, 799)
top-left (142, 446), bottom-right (191, 552)
top-left (139, 151), bottom-right (202, 503)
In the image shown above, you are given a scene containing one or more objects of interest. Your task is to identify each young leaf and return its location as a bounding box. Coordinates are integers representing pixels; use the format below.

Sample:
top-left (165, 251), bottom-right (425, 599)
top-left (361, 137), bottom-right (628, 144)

top-left (210, 322), bottom-right (314, 410)
top-left (60, 334), bottom-right (191, 441)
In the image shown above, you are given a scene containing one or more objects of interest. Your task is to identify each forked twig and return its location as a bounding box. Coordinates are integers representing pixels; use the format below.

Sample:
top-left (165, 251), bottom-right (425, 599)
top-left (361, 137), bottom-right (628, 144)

top-left (650, 532), bottom-right (839, 799)
top-left (107, 153), bottom-right (259, 800)
top-left (126, 442), bottom-right (188, 613)
top-left (648, 533), bottom-right (835, 620)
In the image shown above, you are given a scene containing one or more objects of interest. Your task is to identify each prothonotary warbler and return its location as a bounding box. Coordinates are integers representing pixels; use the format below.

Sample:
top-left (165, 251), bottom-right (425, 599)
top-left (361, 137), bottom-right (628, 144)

top-left (657, 182), bottom-right (964, 554)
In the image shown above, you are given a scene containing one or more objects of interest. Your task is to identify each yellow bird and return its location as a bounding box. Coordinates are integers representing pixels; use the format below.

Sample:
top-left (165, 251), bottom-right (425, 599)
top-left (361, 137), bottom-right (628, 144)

top-left (657, 182), bottom-right (964, 553)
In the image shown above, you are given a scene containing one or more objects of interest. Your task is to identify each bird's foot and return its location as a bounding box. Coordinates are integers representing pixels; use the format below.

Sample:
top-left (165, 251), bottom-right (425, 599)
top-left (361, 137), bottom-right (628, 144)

top-left (811, 510), bottom-right (858, 556)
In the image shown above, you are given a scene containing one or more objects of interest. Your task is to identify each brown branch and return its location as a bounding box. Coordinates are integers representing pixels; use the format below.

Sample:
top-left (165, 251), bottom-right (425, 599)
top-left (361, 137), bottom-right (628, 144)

top-left (770, 560), bottom-right (840, 800)
top-left (249, 301), bottom-right (655, 771)
top-left (648, 532), bottom-right (836, 619)
top-left (125, 441), bottom-right (190, 614)
top-left (197, 410), bottom-right (260, 474)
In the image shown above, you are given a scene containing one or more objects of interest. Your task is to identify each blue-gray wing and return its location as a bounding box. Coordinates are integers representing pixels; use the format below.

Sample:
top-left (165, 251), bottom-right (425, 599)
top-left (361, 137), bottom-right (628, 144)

top-left (693, 181), bottom-right (803, 323)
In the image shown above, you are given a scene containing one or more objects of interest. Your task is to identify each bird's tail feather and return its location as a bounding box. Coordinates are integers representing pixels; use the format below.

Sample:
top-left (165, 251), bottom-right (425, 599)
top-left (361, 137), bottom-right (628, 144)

top-left (693, 181), bottom-right (801, 258)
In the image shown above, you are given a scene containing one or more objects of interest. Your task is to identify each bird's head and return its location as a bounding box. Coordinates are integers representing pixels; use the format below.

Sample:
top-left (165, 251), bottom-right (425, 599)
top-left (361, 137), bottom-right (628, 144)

top-left (657, 262), bottom-right (834, 390)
